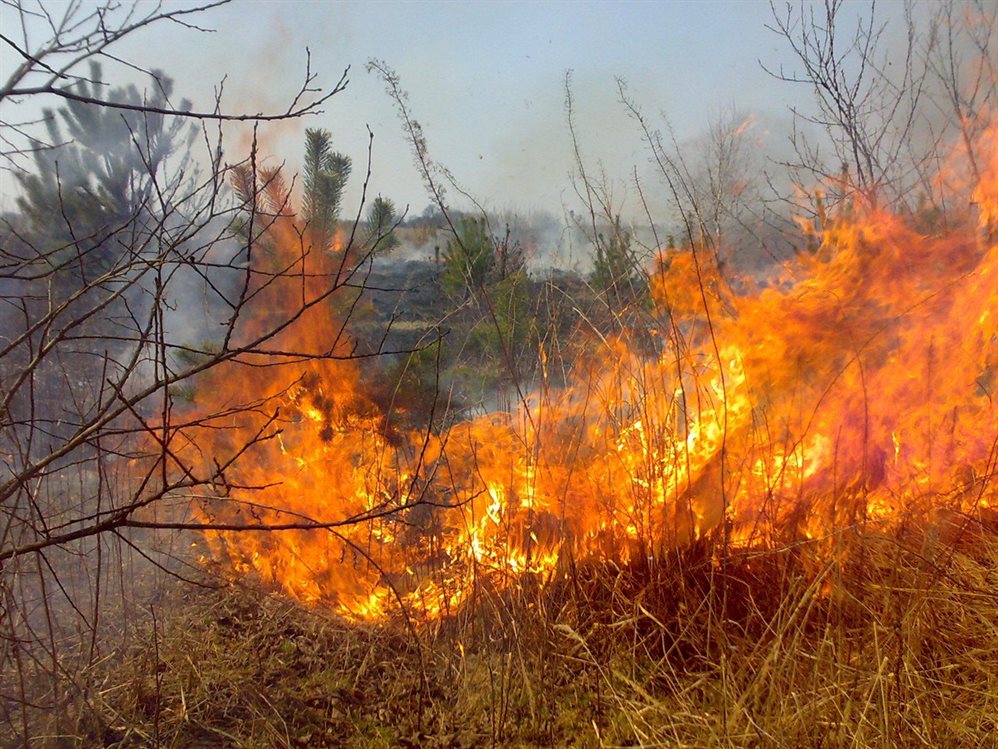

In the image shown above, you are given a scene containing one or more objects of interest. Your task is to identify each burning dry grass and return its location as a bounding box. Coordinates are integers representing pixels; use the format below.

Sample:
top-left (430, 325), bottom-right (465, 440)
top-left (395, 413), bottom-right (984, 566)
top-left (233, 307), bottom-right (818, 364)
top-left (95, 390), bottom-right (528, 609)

top-left (11, 94), bottom-right (996, 749)
top-left (42, 519), bottom-right (998, 748)
top-left (176, 138), bottom-right (998, 620)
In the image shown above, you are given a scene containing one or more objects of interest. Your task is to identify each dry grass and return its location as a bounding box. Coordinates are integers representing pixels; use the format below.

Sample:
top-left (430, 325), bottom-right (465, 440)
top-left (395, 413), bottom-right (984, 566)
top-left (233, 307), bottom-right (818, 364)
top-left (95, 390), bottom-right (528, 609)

top-left (12, 518), bottom-right (998, 748)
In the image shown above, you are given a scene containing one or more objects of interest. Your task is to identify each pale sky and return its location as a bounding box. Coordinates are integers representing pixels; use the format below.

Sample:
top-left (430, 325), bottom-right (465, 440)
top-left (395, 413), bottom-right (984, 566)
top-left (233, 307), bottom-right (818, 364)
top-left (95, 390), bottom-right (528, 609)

top-left (1, 0), bottom-right (894, 219)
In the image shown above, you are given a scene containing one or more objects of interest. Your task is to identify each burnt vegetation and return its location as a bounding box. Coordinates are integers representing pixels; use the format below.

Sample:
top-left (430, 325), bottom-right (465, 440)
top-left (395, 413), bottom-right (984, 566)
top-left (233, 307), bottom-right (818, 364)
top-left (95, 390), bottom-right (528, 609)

top-left (1, 1), bottom-right (996, 747)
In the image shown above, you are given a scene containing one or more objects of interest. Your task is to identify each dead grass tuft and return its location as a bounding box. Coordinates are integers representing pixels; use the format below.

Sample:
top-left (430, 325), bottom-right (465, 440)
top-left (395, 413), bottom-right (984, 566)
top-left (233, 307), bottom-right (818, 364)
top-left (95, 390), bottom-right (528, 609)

top-left (18, 519), bottom-right (998, 748)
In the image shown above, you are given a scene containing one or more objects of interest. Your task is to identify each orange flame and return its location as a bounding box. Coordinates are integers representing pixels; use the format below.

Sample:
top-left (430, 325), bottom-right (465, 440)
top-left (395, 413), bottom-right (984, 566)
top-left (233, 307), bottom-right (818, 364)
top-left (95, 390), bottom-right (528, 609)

top-left (184, 126), bottom-right (997, 621)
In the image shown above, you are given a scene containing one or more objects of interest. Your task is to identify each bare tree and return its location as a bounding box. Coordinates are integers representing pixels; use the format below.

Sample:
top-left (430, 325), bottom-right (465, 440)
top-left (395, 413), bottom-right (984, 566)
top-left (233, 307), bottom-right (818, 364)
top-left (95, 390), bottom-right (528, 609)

top-left (764, 0), bottom-right (931, 210)
top-left (764, 0), bottom-right (995, 225)
top-left (0, 2), bottom-right (431, 743)
top-left (916, 0), bottom-right (997, 226)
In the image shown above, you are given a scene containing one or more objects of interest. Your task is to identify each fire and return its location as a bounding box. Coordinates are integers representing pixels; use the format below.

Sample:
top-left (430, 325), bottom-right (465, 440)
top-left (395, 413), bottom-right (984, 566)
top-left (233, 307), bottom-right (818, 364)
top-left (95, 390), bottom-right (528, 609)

top-left (183, 126), bottom-right (997, 621)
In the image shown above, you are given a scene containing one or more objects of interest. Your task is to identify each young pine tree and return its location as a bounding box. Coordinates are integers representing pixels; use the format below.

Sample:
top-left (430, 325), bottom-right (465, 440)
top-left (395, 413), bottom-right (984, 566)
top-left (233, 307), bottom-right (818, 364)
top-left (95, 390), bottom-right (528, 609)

top-left (303, 128), bottom-right (351, 249)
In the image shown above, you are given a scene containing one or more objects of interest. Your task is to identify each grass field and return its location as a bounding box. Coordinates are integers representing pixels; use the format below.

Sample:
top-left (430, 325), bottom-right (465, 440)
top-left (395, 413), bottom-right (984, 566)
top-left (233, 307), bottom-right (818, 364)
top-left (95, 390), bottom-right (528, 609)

top-left (43, 517), bottom-right (998, 748)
